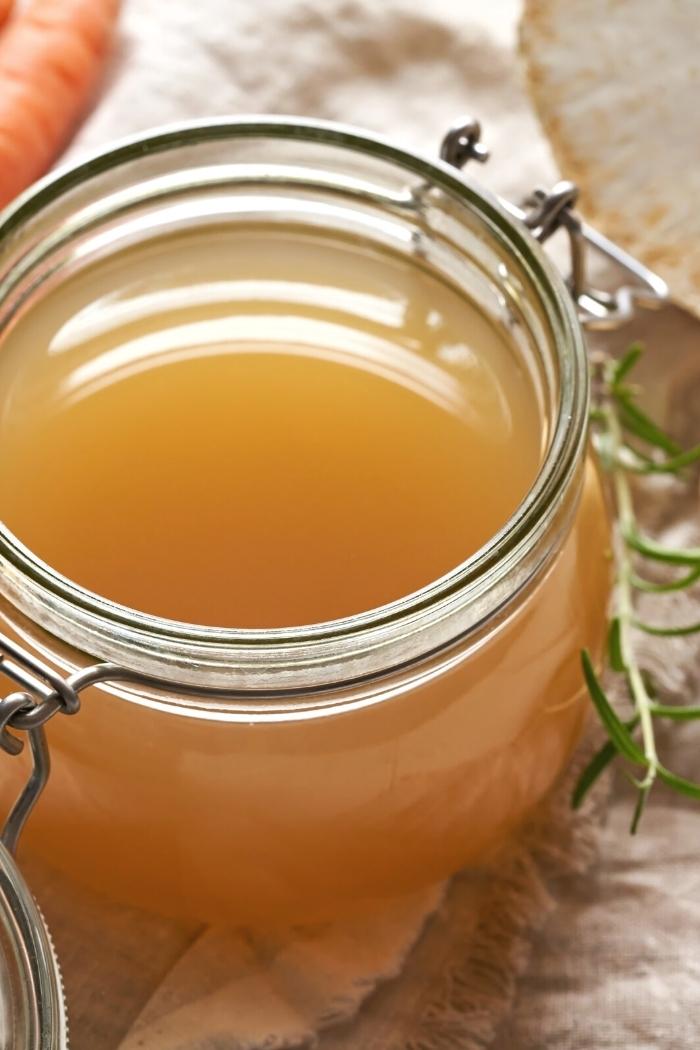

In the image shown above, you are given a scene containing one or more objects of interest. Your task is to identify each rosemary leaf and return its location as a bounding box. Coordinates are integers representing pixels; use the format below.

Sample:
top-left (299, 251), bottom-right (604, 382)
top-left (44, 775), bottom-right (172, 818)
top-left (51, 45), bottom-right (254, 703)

top-left (630, 785), bottom-right (650, 834)
top-left (630, 565), bottom-right (700, 593)
top-left (581, 651), bottom-right (648, 766)
top-left (633, 444), bottom-right (700, 474)
top-left (634, 618), bottom-right (700, 637)
top-left (572, 713), bottom-right (641, 809)
top-left (610, 342), bottom-right (644, 389)
top-left (608, 617), bottom-right (627, 672)
top-left (624, 527), bottom-right (700, 566)
top-left (648, 701), bottom-right (700, 721)
top-left (657, 765), bottom-right (700, 800)
top-left (616, 396), bottom-right (681, 456)
top-left (572, 740), bottom-right (619, 809)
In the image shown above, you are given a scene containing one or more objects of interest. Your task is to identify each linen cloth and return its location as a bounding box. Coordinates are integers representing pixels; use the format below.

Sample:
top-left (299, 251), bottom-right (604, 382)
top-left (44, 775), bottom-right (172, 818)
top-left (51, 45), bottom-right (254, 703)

top-left (20, 1), bottom-right (700, 1047)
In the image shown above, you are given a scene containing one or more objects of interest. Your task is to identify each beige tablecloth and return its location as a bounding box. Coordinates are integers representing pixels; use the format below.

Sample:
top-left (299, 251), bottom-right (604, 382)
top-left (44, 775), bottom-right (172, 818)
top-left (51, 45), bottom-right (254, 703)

top-left (21, 1), bottom-right (700, 1047)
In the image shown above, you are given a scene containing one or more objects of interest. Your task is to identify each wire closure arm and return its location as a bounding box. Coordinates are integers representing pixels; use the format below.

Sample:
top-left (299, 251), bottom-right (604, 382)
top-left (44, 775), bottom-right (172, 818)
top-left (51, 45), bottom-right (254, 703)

top-left (439, 116), bottom-right (669, 331)
top-left (0, 635), bottom-right (181, 850)
top-left (0, 635), bottom-right (79, 852)
top-left (1, 726), bottom-right (49, 855)
top-left (0, 626), bottom-right (326, 847)
top-left (0, 631), bottom-right (217, 850)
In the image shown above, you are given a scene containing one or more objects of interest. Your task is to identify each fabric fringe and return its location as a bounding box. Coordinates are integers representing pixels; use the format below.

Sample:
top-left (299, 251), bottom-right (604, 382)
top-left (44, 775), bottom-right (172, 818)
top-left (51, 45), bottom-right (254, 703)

top-left (399, 738), bottom-right (610, 1050)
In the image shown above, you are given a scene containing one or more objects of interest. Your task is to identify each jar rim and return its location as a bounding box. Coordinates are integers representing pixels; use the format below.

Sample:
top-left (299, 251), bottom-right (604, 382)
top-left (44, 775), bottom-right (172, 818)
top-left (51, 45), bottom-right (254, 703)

top-left (0, 116), bottom-right (589, 685)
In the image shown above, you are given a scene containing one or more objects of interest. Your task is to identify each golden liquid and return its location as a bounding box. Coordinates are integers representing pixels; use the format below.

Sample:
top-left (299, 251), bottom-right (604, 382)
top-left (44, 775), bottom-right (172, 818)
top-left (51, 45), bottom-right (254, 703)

top-left (0, 227), bottom-right (542, 626)
top-left (0, 226), bottom-right (610, 925)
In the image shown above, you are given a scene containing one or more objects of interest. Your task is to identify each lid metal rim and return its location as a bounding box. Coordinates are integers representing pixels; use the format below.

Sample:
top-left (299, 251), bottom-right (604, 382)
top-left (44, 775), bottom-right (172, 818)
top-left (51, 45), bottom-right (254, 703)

top-left (0, 842), bottom-right (66, 1050)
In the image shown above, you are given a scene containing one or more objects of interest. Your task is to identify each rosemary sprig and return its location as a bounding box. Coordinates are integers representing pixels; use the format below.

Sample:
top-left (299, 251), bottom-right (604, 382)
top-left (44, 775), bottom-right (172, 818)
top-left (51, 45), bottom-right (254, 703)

top-left (574, 343), bottom-right (700, 831)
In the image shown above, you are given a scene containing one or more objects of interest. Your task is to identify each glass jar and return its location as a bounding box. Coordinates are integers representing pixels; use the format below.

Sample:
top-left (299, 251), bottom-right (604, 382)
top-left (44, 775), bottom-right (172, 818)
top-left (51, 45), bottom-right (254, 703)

top-left (0, 117), bottom-right (612, 927)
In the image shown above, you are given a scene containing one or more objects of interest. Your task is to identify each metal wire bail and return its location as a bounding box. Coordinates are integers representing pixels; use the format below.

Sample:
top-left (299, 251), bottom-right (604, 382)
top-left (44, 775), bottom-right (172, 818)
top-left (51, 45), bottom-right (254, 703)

top-left (439, 117), bottom-right (669, 330)
top-left (0, 636), bottom-right (78, 852)
top-left (1, 725), bottom-right (50, 855)
top-left (439, 116), bottom-right (490, 168)
top-left (0, 634), bottom-right (80, 743)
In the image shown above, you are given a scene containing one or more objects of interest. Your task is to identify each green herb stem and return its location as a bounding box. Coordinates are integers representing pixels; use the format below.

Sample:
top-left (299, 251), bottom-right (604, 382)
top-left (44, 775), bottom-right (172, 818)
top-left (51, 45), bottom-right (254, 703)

top-left (574, 344), bottom-right (700, 829)
top-left (608, 408), bottom-right (659, 801)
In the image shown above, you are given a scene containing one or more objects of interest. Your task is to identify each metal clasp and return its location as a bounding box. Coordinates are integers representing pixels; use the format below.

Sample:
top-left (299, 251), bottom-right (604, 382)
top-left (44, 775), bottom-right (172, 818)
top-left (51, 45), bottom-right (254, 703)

top-left (0, 628), bottom-right (268, 846)
top-left (1, 726), bottom-right (50, 855)
top-left (440, 116), bottom-right (669, 330)
top-left (0, 635), bottom-right (81, 852)
top-left (0, 634), bottom-right (80, 754)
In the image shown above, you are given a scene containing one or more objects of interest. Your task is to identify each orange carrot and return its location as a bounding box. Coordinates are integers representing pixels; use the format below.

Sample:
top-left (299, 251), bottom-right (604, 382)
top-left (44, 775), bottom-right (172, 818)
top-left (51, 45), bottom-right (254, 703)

top-left (0, 1), bottom-right (13, 30)
top-left (0, 0), bottom-right (121, 208)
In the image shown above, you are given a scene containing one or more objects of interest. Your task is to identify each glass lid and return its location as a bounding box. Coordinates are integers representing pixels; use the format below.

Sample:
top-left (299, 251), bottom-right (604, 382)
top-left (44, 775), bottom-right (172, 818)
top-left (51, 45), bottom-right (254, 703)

top-left (0, 842), bottom-right (66, 1050)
